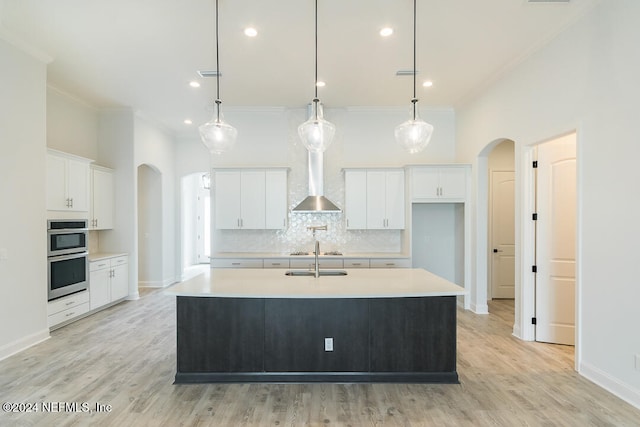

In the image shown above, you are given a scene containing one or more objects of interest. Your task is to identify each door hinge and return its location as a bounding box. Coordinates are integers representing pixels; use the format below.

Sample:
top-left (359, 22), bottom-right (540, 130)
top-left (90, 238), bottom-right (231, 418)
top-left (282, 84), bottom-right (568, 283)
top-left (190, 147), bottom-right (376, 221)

top-left (533, 160), bottom-right (538, 168)
top-left (532, 265), bottom-right (537, 273)
top-left (531, 317), bottom-right (537, 325)
top-left (532, 213), bottom-right (538, 220)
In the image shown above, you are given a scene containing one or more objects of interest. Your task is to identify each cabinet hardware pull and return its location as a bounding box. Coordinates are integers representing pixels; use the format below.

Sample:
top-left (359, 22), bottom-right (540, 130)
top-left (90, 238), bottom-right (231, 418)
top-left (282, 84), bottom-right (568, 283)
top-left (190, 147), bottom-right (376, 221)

top-left (66, 312), bottom-right (75, 317)
top-left (65, 301), bottom-right (74, 306)
top-left (353, 263), bottom-right (361, 266)
top-left (231, 262), bottom-right (241, 266)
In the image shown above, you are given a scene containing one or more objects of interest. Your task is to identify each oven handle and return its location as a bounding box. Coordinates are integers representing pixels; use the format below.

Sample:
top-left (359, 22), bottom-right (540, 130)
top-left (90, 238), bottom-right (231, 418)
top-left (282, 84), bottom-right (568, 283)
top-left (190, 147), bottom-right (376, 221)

top-left (47, 228), bottom-right (89, 235)
top-left (48, 251), bottom-right (89, 261)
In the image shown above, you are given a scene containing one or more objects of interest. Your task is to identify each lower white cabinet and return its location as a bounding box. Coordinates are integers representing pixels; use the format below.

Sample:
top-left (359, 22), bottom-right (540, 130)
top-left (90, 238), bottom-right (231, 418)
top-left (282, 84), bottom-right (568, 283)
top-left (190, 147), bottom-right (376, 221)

top-left (89, 255), bottom-right (128, 310)
top-left (47, 290), bottom-right (90, 328)
top-left (211, 258), bottom-right (264, 268)
top-left (369, 258), bottom-right (412, 268)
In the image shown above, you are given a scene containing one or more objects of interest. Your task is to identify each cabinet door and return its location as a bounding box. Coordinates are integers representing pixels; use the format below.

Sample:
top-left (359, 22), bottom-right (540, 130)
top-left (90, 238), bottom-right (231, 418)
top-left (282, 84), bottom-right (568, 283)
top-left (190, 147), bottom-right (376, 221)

top-left (411, 167), bottom-right (440, 200)
top-left (111, 263), bottom-right (128, 301)
top-left (366, 171), bottom-right (387, 229)
top-left (92, 168), bottom-right (114, 229)
top-left (265, 170), bottom-right (287, 229)
top-left (89, 267), bottom-right (111, 310)
top-left (214, 171), bottom-right (241, 229)
top-left (67, 159), bottom-right (89, 211)
top-left (240, 171), bottom-right (266, 229)
top-left (385, 170), bottom-right (405, 229)
top-left (344, 170), bottom-right (367, 229)
top-left (46, 154), bottom-right (68, 210)
top-left (439, 167), bottom-right (467, 200)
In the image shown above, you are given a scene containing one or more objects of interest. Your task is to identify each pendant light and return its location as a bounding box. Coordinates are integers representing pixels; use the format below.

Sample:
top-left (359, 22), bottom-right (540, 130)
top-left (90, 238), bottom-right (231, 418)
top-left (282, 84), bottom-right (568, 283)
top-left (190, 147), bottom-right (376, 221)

top-left (199, 0), bottom-right (237, 154)
top-left (395, 0), bottom-right (433, 154)
top-left (298, 0), bottom-right (336, 153)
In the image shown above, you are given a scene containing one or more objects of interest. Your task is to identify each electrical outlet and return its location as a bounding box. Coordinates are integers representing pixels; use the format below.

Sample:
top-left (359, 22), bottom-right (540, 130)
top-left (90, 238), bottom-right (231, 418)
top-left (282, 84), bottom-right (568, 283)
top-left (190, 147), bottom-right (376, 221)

top-left (635, 354), bottom-right (640, 371)
top-left (0, 248), bottom-right (7, 261)
top-left (324, 337), bottom-right (333, 352)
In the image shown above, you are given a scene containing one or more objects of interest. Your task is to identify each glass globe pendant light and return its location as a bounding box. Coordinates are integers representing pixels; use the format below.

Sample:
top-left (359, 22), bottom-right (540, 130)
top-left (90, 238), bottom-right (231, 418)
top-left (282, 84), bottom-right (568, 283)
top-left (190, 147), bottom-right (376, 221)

top-left (199, 0), bottom-right (237, 154)
top-left (298, 0), bottom-right (335, 153)
top-left (395, 0), bottom-right (433, 154)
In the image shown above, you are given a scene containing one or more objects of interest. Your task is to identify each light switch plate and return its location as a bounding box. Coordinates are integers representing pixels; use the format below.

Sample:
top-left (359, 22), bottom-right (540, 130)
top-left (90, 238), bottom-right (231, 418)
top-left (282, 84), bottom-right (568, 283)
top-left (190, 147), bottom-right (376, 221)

top-left (635, 354), bottom-right (640, 371)
top-left (0, 248), bottom-right (7, 260)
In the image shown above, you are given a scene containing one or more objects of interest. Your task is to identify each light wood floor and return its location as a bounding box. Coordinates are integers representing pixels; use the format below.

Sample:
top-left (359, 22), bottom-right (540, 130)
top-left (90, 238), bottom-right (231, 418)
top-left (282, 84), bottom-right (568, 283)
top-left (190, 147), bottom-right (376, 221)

top-left (1, 290), bottom-right (639, 426)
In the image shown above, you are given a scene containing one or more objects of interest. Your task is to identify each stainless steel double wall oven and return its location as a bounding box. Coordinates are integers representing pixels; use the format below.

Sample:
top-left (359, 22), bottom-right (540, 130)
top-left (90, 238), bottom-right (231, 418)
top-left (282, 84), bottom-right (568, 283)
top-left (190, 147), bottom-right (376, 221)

top-left (47, 219), bottom-right (89, 301)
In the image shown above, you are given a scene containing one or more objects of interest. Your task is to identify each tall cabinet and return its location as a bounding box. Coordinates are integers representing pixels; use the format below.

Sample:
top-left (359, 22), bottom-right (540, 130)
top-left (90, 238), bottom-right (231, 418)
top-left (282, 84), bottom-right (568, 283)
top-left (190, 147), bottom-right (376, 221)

top-left (90, 165), bottom-right (115, 230)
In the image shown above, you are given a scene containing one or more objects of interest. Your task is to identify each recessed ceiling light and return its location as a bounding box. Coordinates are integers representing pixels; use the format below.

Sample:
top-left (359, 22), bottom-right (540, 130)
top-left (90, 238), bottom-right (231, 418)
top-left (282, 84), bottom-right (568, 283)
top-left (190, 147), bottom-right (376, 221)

top-left (184, 119), bottom-right (193, 125)
top-left (380, 27), bottom-right (394, 37)
top-left (316, 81), bottom-right (326, 87)
top-left (189, 81), bottom-right (201, 88)
top-left (244, 27), bottom-right (258, 37)
top-left (422, 80), bottom-right (433, 88)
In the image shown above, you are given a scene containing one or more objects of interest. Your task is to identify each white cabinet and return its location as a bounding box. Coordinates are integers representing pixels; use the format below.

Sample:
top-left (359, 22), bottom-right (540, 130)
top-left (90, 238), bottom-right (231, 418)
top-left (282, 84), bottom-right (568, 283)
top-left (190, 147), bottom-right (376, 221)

top-left (47, 290), bottom-right (90, 328)
top-left (90, 165), bottom-right (115, 230)
top-left (369, 258), bottom-right (411, 268)
top-left (211, 258), bottom-right (264, 268)
top-left (344, 169), bottom-right (405, 230)
top-left (344, 170), bottom-right (367, 229)
top-left (46, 149), bottom-right (91, 212)
top-left (89, 255), bottom-right (128, 310)
top-left (214, 169), bottom-right (287, 230)
top-left (411, 166), bottom-right (468, 201)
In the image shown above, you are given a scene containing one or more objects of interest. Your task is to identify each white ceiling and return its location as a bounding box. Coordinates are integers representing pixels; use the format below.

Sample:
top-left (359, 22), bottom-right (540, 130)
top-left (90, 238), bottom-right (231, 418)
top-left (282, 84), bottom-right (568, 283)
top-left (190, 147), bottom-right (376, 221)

top-left (0, 0), bottom-right (599, 135)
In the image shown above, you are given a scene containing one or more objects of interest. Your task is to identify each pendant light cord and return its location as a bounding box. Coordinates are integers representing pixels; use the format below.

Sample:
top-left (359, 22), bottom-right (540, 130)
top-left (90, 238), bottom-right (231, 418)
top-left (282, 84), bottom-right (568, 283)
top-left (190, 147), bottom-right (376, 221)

top-left (412, 0), bottom-right (417, 121)
top-left (215, 0), bottom-right (221, 121)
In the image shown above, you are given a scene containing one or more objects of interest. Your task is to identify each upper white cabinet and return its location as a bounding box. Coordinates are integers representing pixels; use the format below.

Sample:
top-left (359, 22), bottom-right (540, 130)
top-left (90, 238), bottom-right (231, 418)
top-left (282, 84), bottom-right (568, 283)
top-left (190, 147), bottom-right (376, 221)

top-left (411, 166), bottom-right (469, 202)
top-left (344, 169), bottom-right (405, 230)
top-left (46, 149), bottom-right (91, 212)
top-left (90, 165), bottom-right (115, 230)
top-left (214, 168), bottom-right (288, 230)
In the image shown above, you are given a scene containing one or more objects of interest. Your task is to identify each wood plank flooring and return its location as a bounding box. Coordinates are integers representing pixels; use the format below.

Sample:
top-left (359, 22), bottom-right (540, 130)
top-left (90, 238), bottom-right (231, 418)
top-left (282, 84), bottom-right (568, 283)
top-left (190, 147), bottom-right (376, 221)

top-left (1, 289), bottom-right (639, 426)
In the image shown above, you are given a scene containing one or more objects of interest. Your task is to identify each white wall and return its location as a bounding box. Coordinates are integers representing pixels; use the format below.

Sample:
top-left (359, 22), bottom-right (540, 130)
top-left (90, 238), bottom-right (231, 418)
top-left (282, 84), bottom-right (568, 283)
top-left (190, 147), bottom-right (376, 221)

top-left (46, 87), bottom-right (98, 159)
top-left (456, 0), bottom-right (640, 407)
top-left (0, 38), bottom-right (49, 359)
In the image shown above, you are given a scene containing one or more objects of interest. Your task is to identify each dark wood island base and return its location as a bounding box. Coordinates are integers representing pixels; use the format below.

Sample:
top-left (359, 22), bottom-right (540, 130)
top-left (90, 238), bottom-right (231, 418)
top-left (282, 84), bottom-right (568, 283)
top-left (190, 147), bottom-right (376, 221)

top-left (174, 295), bottom-right (458, 384)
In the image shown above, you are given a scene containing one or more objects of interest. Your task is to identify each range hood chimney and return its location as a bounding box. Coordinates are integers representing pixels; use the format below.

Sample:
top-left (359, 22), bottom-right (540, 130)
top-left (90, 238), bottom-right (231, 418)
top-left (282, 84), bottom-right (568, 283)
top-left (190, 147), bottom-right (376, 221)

top-left (292, 150), bottom-right (341, 212)
top-left (293, 103), bottom-right (341, 213)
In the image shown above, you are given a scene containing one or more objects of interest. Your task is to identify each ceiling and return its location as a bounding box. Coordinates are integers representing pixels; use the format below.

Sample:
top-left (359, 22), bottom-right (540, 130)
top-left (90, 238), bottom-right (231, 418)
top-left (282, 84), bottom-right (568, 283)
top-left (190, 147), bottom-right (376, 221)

top-left (0, 0), bottom-right (599, 136)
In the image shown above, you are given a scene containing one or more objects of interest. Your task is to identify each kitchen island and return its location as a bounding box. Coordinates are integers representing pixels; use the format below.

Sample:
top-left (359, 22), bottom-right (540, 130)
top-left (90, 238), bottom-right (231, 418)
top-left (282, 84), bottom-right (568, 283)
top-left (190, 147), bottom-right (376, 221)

top-left (166, 268), bottom-right (466, 384)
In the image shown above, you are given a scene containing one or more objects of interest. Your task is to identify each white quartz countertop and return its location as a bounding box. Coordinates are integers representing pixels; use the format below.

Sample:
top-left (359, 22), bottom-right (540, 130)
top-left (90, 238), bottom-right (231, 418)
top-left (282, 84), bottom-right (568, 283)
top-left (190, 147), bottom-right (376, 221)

top-left (165, 268), bottom-right (467, 299)
top-left (88, 252), bottom-right (128, 262)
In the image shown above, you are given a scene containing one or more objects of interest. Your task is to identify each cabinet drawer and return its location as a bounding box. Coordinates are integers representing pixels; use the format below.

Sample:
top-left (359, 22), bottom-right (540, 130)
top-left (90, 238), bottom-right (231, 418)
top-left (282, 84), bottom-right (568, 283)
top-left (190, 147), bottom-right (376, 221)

top-left (263, 259), bottom-right (290, 268)
top-left (370, 258), bottom-right (411, 268)
top-left (111, 255), bottom-right (128, 266)
top-left (344, 259), bottom-right (370, 268)
top-left (211, 259), bottom-right (264, 268)
top-left (48, 290), bottom-right (90, 316)
top-left (289, 259), bottom-right (344, 269)
top-left (48, 302), bottom-right (90, 328)
top-left (90, 260), bottom-right (111, 272)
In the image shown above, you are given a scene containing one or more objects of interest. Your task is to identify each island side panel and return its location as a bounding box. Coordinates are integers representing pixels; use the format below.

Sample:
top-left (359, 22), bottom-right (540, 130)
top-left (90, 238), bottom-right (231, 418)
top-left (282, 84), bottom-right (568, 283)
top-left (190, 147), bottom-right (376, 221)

top-left (264, 299), bottom-right (369, 372)
top-left (176, 296), bottom-right (265, 373)
top-left (369, 296), bottom-right (457, 373)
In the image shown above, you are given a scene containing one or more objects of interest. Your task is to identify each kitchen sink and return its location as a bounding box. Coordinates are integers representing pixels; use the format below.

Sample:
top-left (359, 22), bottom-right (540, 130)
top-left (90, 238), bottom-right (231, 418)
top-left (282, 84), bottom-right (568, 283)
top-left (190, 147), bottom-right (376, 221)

top-left (285, 269), bottom-right (348, 277)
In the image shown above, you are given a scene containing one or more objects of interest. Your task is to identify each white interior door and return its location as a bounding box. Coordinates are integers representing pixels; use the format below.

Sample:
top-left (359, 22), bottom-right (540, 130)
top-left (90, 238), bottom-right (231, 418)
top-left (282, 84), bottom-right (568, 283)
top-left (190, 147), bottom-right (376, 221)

top-left (490, 171), bottom-right (515, 299)
top-left (535, 134), bottom-right (576, 345)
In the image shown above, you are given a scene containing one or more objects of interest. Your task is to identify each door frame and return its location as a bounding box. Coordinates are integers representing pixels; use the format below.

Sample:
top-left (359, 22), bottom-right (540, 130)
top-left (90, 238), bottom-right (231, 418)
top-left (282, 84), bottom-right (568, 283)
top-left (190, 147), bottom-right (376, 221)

top-left (522, 131), bottom-right (581, 370)
top-left (476, 130), bottom-right (582, 371)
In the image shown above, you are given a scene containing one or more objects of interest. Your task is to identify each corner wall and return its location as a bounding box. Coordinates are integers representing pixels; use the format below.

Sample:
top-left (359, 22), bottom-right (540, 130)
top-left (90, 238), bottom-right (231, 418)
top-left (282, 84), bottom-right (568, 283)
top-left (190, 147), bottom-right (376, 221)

top-left (0, 38), bottom-right (49, 359)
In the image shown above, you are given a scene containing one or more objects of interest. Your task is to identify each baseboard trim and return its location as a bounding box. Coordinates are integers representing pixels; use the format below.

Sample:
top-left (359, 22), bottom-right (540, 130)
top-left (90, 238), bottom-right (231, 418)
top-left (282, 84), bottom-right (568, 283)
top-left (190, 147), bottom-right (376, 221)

top-left (580, 361), bottom-right (640, 410)
top-left (471, 302), bottom-right (489, 314)
top-left (0, 329), bottom-right (50, 362)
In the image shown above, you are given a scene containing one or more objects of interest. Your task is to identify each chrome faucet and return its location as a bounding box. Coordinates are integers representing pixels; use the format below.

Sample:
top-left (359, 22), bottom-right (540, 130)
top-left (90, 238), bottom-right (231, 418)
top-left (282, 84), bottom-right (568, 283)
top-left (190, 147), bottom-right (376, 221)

top-left (307, 225), bottom-right (327, 278)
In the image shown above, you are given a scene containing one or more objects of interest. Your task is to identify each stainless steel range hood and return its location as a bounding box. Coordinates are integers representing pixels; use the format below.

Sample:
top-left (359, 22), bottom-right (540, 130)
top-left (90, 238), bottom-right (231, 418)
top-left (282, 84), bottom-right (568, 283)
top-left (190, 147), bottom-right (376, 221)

top-left (292, 150), bottom-right (341, 213)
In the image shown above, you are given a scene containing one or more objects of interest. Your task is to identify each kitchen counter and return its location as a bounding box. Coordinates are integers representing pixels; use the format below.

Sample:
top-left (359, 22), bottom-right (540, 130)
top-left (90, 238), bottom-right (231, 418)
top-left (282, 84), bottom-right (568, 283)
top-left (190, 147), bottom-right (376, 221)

top-left (169, 267), bottom-right (465, 384)
top-left (166, 268), bottom-right (466, 299)
top-left (88, 252), bottom-right (128, 262)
